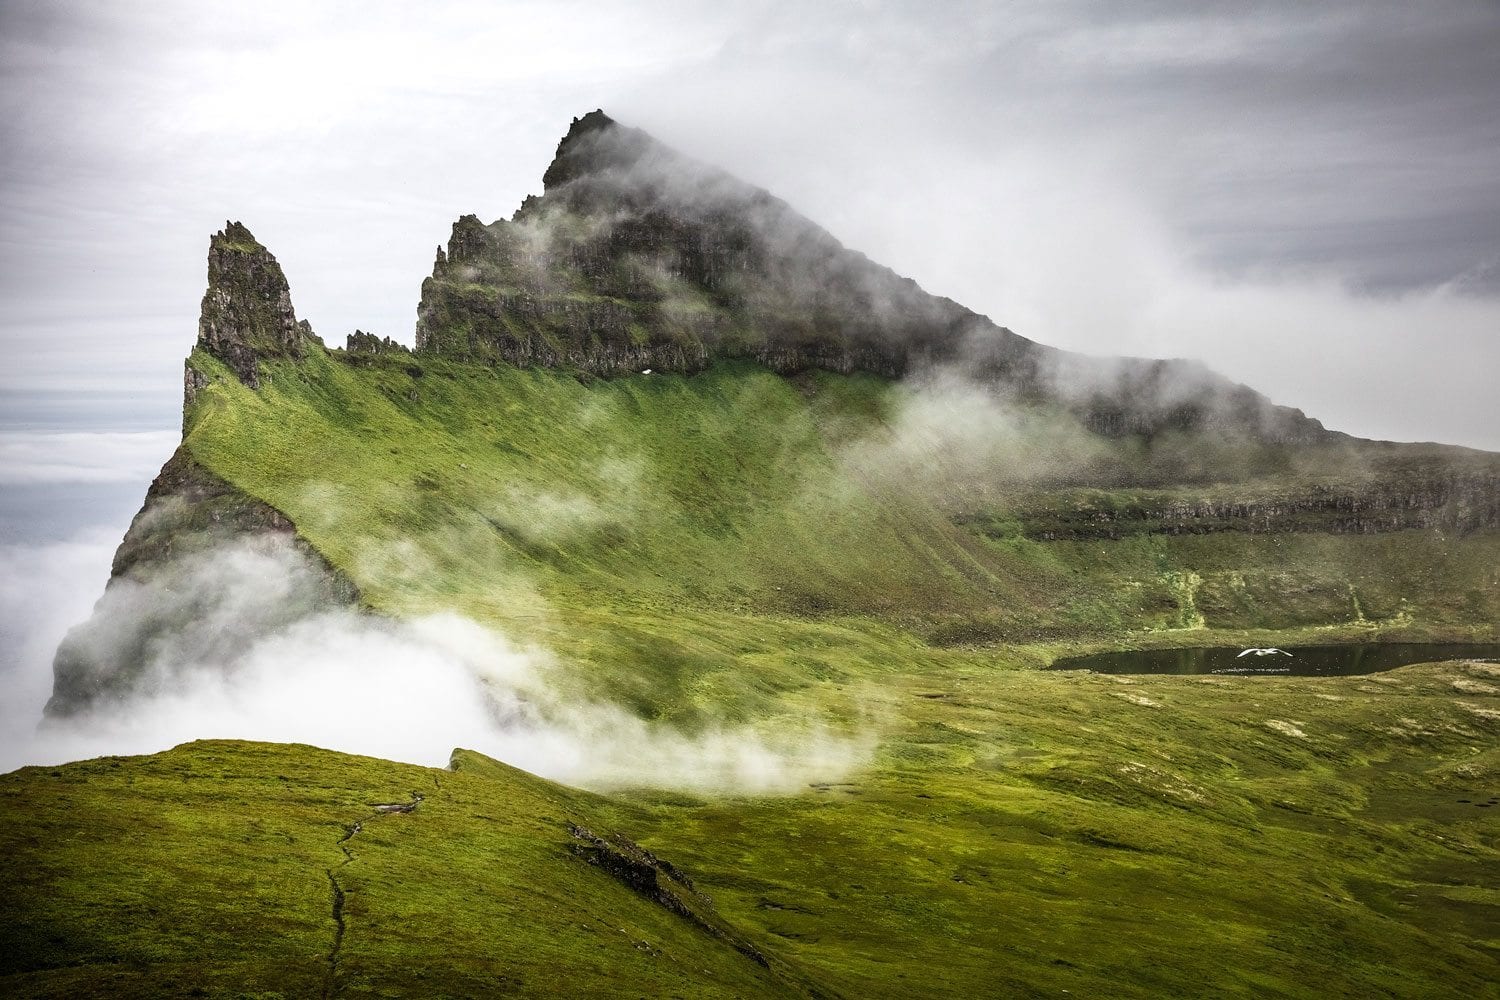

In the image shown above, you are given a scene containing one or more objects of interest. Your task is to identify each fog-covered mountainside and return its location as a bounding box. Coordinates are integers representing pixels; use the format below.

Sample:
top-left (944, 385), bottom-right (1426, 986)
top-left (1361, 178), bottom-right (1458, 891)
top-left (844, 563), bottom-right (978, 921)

top-left (11, 111), bottom-right (1500, 998)
top-left (416, 111), bottom-right (1334, 442)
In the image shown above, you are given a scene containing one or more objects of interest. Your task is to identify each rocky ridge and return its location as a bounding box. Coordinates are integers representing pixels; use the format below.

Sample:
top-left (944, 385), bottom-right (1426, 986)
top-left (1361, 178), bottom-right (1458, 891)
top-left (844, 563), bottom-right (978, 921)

top-left (47, 224), bottom-right (353, 717)
top-left (41, 111), bottom-right (1500, 720)
top-left (414, 111), bottom-right (1332, 443)
top-left (1005, 465), bottom-right (1500, 540)
top-left (89, 113), bottom-right (1500, 556)
top-left (115, 113), bottom-right (1500, 583)
top-left (189, 221), bottom-right (317, 401)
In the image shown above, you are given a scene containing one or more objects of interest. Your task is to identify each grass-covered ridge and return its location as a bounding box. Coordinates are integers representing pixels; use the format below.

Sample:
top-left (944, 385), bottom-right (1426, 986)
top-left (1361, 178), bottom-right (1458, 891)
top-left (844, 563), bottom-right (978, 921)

top-left (6, 656), bottom-right (1499, 997)
top-left (182, 345), bottom-right (1497, 660)
top-left (9, 343), bottom-right (1496, 996)
top-left (0, 741), bottom-right (826, 998)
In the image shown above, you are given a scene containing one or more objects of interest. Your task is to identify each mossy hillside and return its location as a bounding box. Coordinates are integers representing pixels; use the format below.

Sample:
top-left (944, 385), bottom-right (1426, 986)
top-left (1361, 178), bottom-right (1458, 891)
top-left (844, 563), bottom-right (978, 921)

top-left (10, 347), bottom-right (1500, 996)
top-left (603, 657), bottom-right (1500, 998)
top-left (0, 741), bottom-right (822, 999)
top-left (179, 344), bottom-right (1497, 721)
top-left (5, 659), bottom-right (1498, 997)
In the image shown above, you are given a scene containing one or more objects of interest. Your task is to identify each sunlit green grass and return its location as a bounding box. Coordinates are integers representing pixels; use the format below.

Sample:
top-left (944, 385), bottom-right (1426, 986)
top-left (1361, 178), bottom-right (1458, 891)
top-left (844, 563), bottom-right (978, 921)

top-left (5, 659), bottom-right (1497, 997)
top-left (604, 658), bottom-right (1500, 998)
top-left (4, 348), bottom-right (1496, 996)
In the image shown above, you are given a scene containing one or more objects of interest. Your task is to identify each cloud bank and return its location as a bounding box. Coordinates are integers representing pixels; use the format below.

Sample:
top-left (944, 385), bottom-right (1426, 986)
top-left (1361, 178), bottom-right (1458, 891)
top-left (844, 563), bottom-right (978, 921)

top-left (7, 536), bottom-right (869, 792)
top-left (3, 1), bottom-right (1498, 448)
top-left (0, 430), bottom-right (180, 484)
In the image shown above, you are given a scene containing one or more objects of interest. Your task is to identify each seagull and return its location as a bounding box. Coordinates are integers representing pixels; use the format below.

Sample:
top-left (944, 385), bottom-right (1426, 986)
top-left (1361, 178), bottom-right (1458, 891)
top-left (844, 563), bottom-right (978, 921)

top-left (1237, 647), bottom-right (1293, 658)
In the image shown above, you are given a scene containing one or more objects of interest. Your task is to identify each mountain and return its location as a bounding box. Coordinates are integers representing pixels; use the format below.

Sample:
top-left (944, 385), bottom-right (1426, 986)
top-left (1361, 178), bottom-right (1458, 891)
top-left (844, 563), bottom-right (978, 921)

top-left (417, 111), bottom-right (1332, 442)
top-left (10, 111), bottom-right (1500, 997)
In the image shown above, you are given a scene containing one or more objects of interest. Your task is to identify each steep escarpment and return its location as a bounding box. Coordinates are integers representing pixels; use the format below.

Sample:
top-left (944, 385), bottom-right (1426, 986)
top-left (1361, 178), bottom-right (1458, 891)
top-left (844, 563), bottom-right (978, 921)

top-left (42, 110), bottom-right (1500, 723)
top-left (415, 111), bottom-right (1329, 443)
top-left (191, 221), bottom-right (318, 395)
top-left (46, 226), bottom-right (354, 717)
top-left (1005, 452), bottom-right (1500, 540)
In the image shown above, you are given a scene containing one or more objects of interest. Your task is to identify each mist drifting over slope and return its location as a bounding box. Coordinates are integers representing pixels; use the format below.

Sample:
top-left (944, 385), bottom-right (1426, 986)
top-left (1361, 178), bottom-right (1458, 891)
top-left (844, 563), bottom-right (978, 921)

top-left (11, 531), bottom-right (870, 790)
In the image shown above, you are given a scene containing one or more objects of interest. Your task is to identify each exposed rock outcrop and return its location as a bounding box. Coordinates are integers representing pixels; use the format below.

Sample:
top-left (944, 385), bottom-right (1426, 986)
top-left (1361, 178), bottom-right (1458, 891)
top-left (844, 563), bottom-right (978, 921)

top-left (45, 447), bottom-right (358, 716)
top-left (102, 446), bottom-right (352, 585)
top-left (195, 221), bottom-right (316, 393)
top-left (1004, 461), bottom-right (1500, 539)
top-left (345, 329), bottom-right (409, 355)
top-left (567, 823), bottom-right (770, 969)
top-left (415, 111), bottom-right (1331, 443)
top-left (47, 225), bottom-right (353, 717)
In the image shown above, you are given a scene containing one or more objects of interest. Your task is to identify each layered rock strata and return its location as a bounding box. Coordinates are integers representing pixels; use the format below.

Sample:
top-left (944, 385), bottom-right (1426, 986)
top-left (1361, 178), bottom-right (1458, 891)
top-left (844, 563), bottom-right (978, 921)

top-left (415, 111), bottom-right (1331, 443)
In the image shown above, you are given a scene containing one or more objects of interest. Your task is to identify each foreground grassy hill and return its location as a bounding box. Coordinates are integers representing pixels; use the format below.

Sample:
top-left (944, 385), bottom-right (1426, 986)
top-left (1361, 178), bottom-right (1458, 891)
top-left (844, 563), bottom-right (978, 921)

top-left (1, 741), bottom-right (822, 998)
top-left (6, 655), bottom-right (1499, 997)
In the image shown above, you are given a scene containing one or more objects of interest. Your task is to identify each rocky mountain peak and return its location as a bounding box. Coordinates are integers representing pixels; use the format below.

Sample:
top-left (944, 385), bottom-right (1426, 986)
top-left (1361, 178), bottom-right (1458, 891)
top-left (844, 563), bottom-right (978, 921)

top-left (195, 221), bottom-right (311, 392)
top-left (540, 109), bottom-right (632, 190)
top-left (414, 112), bottom-right (1328, 442)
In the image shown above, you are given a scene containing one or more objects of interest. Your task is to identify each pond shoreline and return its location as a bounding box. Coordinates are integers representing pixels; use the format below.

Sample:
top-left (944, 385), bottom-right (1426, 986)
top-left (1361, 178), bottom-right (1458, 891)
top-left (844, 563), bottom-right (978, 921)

top-left (1049, 642), bottom-right (1500, 676)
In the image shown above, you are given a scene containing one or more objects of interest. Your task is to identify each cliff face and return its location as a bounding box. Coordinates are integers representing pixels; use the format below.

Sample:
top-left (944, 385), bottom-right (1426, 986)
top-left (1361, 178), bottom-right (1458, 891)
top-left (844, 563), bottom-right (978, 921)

top-left (1008, 468), bottom-right (1500, 540)
top-left (415, 111), bottom-right (1330, 443)
top-left (47, 447), bottom-right (357, 716)
top-left (415, 110), bottom-right (982, 379)
top-left (47, 226), bottom-right (353, 717)
top-left (189, 221), bottom-right (315, 399)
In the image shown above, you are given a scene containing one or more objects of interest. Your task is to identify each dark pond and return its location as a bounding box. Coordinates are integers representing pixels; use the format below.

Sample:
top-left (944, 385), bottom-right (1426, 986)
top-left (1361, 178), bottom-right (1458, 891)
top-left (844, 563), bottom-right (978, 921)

top-left (1049, 643), bottom-right (1500, 677)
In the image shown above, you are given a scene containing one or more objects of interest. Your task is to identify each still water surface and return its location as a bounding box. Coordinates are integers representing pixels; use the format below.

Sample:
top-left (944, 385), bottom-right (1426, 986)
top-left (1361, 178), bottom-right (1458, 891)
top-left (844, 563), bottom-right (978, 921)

top-left (1049, 643), bottom-right (1500, 677)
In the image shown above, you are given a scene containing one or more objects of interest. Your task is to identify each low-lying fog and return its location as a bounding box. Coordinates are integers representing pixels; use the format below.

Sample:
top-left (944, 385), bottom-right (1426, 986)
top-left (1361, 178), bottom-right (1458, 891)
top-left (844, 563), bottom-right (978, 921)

top-left (0, 431), bottom-right (869, 791)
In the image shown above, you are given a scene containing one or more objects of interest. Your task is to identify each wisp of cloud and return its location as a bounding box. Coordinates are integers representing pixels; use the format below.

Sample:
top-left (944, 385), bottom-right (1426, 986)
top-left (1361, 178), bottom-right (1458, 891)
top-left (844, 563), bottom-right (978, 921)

top-left (7, 536), bottom-right (870, 793)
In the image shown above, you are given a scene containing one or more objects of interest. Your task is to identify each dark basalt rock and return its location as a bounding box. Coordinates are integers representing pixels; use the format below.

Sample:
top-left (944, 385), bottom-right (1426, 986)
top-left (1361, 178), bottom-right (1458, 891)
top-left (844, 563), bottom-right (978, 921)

top-left (104, 446), bottom-right (354, 587)
top-left (345, 329), bottom-right (410, 355)
top-left (196, 221), bottom-right (316, 392)
top-left (46, 447), bottom-right (358, 716)
top-left (1002, 454), bottom-right (1500, 539)
top-left (414, 111), bottom-right (1333, 444)
top-left (567, 823), bottom-right (769, 968)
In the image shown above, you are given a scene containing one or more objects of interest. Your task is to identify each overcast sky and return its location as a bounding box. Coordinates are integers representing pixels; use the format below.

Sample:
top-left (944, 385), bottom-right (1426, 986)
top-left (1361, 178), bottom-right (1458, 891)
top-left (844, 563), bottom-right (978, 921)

top-left (2, 0), bottom-right (1498, 447)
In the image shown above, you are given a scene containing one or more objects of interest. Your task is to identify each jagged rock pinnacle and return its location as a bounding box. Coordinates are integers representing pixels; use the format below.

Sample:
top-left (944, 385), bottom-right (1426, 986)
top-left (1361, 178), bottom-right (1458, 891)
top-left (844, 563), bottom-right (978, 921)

top-left (414, 110), bottom-right (1336, 444)
top-left (540, 109), bottom-right (652, 191)
top-left (195, 221), bottom-right (310, 392)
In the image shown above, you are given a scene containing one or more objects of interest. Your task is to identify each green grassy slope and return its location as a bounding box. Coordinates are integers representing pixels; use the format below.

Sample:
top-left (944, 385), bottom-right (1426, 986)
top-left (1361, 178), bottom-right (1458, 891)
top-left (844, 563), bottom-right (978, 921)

top-left (607, 657), bottom-right (1500, 998)
top-left (9, 345), bottom-right (1498, 996)
top-left (0, 741), bottom-right (824, 999)
top-left (179, 344), bottom-right (1497, 722)
top-left (5, 657), bottom-right (1498, 997)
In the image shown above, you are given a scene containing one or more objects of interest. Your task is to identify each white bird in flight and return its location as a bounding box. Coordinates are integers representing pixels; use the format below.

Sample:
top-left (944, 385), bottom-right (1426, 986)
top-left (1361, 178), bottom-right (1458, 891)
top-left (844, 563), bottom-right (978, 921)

top-left (1237, 647), bottom-right (1293, 658)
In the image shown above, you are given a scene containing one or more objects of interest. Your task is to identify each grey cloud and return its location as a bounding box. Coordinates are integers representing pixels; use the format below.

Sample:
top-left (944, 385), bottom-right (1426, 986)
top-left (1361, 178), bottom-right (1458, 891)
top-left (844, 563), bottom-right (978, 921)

top-left (2, 1), bottom-right (1498, 447)
top-left (755, 0), bottom-right (1500, 293)
top-left (9, 533), bottom-right (872, 790)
